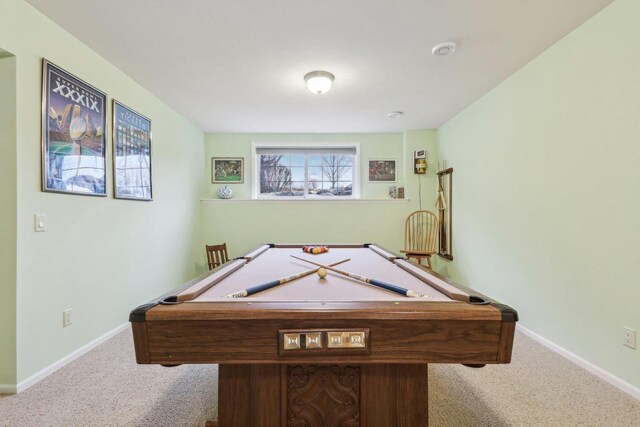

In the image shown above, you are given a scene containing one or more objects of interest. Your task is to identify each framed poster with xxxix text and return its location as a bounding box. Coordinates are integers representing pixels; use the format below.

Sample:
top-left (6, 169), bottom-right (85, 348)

top-left (41, 59), bottom-right (107, 196)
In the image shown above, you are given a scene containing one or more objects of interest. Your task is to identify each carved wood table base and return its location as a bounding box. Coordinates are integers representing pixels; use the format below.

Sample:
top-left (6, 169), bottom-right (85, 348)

top-left (215, 363), bottom-right (428, 427)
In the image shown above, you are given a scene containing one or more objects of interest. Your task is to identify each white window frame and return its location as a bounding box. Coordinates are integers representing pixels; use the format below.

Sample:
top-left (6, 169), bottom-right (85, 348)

top-left (251, 142), bottom-right (361, 199)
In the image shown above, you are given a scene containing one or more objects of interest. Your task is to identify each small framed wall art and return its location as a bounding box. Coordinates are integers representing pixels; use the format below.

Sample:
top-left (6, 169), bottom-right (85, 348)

top-left (368, 159), bottom-right (396, 182)
top-left (112, 100), bottom-right (153, 201)
top-left (212, 157), bottom-right (244, 183)
top-left (41, 59), bottom-right (107, 196)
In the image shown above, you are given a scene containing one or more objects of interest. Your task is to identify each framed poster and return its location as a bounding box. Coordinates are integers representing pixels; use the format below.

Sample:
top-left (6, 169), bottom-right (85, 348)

top-left (41, 59), bottom-right (107, 196)
top-left (112, 100), bottom-right (153, 201)
top-left (368, 159), bottom-right (397, 182)
top-left (212, 157), bottom-right (244, 183)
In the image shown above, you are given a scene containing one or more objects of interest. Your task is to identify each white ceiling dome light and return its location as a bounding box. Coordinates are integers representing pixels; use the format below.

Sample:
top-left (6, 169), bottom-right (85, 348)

top-left (387, 111), bottom-right (404, 119)
top-left (432, 41), bottom-right (457, 56)
top-left (304, 71), bottom-right (335, 95)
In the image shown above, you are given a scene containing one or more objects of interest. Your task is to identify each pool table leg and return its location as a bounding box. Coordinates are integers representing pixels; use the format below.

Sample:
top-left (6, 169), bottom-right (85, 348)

top-left (215, 363), bottom-right (429, 427)
top-left (360, 364), bottom-right (429, 426)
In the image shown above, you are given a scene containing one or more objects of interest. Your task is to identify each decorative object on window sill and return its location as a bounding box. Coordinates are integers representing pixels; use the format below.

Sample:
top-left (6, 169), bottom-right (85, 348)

top-left (217, 185), bottom-right (233, 199)
top-left (388, 186), bottom-right (397, 199)
top-left (436, 161), bottom-right (453, 260)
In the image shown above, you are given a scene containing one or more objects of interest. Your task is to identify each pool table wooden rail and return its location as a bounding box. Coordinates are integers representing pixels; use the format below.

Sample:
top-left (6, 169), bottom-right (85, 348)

top-left (133, 316), bottom-right (513, 366)
top-left (131, 243), bottom-right (517, 367)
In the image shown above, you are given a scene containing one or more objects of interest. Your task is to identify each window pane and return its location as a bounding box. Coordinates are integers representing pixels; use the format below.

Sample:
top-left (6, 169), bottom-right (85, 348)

top-left (256, 149), bottom-right (356, 199)
top-left (260, 154), bottom-right (289, 167)
top-left (308, 177), bottom-right (321, 194)
top-left (273, 184), bottom-right (303, 197)
top-left (274, 184), bottom-right (293, 196)
top-left (308, 155), bottom-right (322, 166)
top-left (320, 181), bottom-right (335, 193)
top-left (317, 189), bottom-right (334, 196)
top-left (260, 164), bottom-right (292, 194)
top-left (290, 166), bottom-right (305, 181)
top-left (260, 154), bottom-right (286, 167)
top-left (278, 155), bottom-right (291, 166)
top-left (335, 182), bottom-right (352, 196)
top-left (308, 167), bottom-right (322, 180)
top-left (290, 155), bottom-right (305, 167)
top-left (321, 155), bottom-right (353, 190)
top-left (291, 182), bottom-right (305, 195)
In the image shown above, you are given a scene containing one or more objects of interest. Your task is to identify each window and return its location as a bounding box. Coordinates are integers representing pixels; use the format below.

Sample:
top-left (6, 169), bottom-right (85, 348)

top-left (253, 145), bottom-right (359, 199)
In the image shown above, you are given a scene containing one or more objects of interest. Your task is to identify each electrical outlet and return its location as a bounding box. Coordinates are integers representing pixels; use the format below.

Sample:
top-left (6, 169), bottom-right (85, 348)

top-left (623, 327), bottom-right (636, 349)
top-left (63, 309), bottom-right (72, 327)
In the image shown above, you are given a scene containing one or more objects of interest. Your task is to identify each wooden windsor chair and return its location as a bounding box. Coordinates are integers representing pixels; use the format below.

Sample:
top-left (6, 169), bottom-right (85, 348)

top-left (206, 243), bottom-right (229, 270)
top-left (400, 210), bottom-right (439, 269)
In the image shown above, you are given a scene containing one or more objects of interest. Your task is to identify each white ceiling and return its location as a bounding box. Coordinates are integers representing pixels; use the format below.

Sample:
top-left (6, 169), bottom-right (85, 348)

top-left (26, 0), bottom-right (613, 133)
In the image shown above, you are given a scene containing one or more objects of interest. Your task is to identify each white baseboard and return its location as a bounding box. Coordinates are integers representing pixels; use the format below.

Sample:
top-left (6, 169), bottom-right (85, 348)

top-left (11, 322), bottom-right (129, 394)
top-left (517, 324), bottom-right (640, 401)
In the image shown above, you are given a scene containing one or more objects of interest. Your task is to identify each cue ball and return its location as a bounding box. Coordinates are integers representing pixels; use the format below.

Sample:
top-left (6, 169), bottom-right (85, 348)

top-left (317, 268), bottom-right (327, 278)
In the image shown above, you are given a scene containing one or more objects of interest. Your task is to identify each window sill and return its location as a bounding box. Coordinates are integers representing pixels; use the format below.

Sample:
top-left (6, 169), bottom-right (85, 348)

top-left (201, 198), bottom-right (410, 204)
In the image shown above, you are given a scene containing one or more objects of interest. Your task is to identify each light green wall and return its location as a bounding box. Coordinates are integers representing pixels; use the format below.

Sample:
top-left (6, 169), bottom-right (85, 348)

top-left (200, 132), bottom-right (439, 269)
top-left (0, 53), bottom-right (18, 386)
top-left (1, 0), bottom-right (205, 384)
top-left (438, 0), bottom-right (639, 389)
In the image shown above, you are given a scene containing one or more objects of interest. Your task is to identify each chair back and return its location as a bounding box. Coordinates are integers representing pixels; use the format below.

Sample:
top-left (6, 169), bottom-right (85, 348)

top-left (206, 243), bottom-right (229, 270)
top-left (404, 210), bottom-right (439, 253)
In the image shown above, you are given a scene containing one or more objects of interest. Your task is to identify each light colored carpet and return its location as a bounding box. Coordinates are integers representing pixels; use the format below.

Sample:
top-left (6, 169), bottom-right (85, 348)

top-left (0, 330), bottom-right (638, 426)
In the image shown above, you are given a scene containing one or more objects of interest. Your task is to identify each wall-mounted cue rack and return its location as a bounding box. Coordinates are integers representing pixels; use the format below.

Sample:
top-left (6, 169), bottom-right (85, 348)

top-left (436, 164), bottom-right (453, 260)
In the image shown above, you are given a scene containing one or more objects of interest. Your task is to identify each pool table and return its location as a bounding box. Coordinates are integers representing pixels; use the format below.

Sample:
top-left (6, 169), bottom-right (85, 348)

top-left (130, 244), bottom-right (517, 427)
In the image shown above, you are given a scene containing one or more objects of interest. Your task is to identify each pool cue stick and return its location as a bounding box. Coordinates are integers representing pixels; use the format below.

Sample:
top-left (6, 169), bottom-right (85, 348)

top-left (290, 255), bottom-right (427, 298)
top-left (222, 258), bottom-right (350, 298)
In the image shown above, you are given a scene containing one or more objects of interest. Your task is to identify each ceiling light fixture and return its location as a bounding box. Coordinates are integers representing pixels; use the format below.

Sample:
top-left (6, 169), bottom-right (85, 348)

top-left (432, 41), bottom-right (457, 56)
top-left (387, 111), bottom-right (404, 119)
top-left (304, 71), bottom-right (335, 95)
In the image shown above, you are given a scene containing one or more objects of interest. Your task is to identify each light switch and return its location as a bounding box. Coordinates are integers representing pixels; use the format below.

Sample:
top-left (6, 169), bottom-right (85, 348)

top-left (35, 214), bottom-right (46, 232)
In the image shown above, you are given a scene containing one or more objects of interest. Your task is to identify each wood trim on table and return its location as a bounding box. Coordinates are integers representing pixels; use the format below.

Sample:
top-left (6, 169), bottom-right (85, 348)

top-left (176, 260), bottom-right (246, 302)
top-left (142, 317), bottom-right (505, 365)
top-left (143, 300), bottom-right (503, 321)
top-left (497, 321), bottom-right (517, 363)
top-left (131, 322), bottom-right (151, 364)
